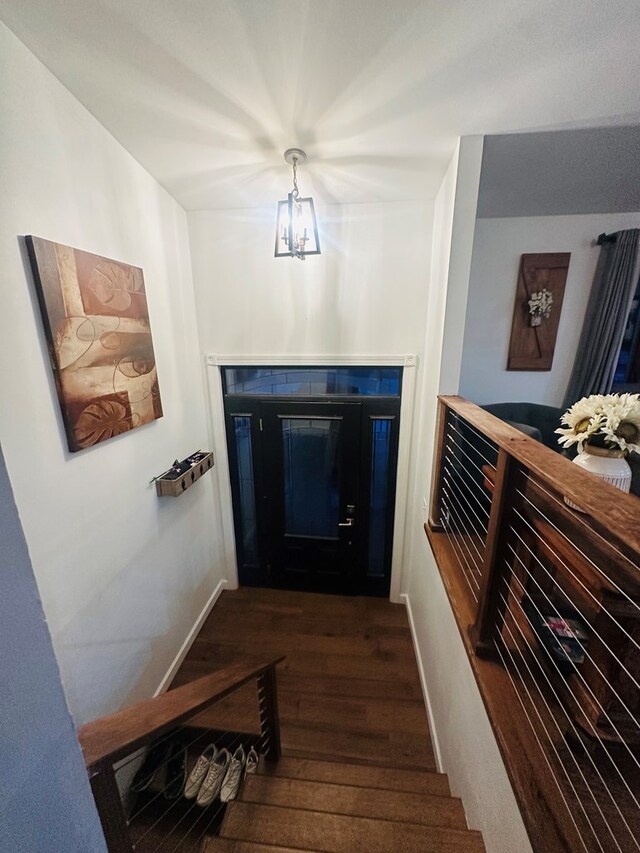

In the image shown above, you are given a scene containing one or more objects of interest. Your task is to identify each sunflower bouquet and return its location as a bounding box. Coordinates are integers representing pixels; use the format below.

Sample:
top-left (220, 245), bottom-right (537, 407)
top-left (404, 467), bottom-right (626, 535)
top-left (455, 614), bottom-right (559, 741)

top-left (556, 393), bottom-right (640, 455)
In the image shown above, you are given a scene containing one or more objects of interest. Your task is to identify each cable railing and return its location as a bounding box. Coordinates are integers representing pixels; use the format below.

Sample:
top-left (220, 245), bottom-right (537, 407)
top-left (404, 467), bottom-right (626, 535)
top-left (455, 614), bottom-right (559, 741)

top-left (78, 656), bottom-right (284, 853)
top-left (427, 396), bottom-right (640, 853)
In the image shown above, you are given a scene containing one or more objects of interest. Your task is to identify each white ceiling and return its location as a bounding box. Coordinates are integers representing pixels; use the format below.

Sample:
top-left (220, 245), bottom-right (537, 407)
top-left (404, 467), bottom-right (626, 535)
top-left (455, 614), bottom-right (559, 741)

top-left (2, 0), bottom-right (640, 210)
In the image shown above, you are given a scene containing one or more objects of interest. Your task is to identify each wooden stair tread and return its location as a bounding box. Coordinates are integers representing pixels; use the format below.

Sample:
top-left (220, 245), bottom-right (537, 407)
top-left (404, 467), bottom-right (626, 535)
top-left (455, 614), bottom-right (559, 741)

top-left (241, 775), bottom-right (466, 829)
top-left (206, 841), bottom-right (323, 853)
top-left (279, 726), bottom-right (436, 771)
top-left (221, 802), bottom-right (485, 853)
top-left (277, 672), bottom-right (423, 702)
top-left (258, 756), bottom-right (450, 796)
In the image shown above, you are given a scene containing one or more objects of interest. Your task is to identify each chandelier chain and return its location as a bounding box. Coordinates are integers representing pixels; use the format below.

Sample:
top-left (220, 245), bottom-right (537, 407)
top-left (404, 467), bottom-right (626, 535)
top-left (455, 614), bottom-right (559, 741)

top-left (291, 157), bottom-right (300, 199)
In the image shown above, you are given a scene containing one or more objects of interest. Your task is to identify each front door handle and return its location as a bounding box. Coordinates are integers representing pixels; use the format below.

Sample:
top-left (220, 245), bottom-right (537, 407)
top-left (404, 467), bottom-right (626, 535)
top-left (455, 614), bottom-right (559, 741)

top-left (338, 518), bottom-right (355, 527)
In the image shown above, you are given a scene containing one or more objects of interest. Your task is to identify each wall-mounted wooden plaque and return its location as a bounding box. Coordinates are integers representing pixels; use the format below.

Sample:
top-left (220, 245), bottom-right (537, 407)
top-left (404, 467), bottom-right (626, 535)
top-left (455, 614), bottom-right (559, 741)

top-left (507, 252), bottom-right (570, 371)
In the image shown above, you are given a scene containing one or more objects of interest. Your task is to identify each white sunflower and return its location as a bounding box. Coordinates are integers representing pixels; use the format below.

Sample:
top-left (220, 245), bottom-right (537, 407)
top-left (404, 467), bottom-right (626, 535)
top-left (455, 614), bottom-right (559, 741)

top-left (600, 392), bottom-right (640, 454)
top-left (555, 395), bottom-right (605, 450)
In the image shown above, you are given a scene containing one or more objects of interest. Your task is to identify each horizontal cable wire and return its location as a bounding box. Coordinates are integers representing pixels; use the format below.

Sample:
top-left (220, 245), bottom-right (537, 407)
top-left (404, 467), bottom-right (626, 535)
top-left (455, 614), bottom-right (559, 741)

top-left (441, 495), bottom-right (482, 583)
top-left (136, 705), bottom-right (260, 850)
top-left (493, 649), bottom-right (592, 853)
top-left (506, 538), bottom-right (640, 771)
top-left (143, 733), bottom-right (260, 853)
top-left (448, 411), bottom-right (500, 460)
top-left (192, 723), bottom-right (276, 853)
top-left (511, 510), bottom-right (640, 691)
top-left (165, 718), bottom-right (270, 853)
top-left (442, 489), bottom-right (482, 578)
top-left (505, 566), bottom-right (640, 822)
top-left (507, 529), bottom-right (640, 734)
top-left (446, 420), bottom-right (498, 469)
top-left (442, 458), bottom-right (491, 528)
top-left (494, 627), bottom-right (605, 853)
top-left (126, 725), bottom-right (220, 823)
top-left (127, 699), bottom-right (262, 830)
top-left (442, 528), bottom-right (479, 602)
top-left (442, 477), bottom-right (489, 551)
top-left (443, 432), bottom-right (498, 503)
top-left (132, 695), bottom-right (262, 851)
top-left (499, 576), bottom-right (639, 849)
top-left (498, 618), bottom-right (625, 853)
top-left (441, 510), bottom-right (479, 602)
top-left (123, 689), bottom-right (260, 821)
top-left (442, 467), bottom-right (487, 536)
top-left (441, 491), bottom-right (484, 575)
top-left (517, 484), bottom-right (640, 618)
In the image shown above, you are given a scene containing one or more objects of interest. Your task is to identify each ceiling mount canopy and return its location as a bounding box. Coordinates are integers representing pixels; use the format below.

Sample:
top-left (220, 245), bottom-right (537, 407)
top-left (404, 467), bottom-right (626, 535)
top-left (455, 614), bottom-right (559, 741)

top-left (275, 148), bottom-right (320, 260)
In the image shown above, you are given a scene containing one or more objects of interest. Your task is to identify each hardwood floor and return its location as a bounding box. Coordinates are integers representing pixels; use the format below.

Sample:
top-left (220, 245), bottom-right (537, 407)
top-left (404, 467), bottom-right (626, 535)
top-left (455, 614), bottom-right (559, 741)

top-left (157, 588), bottom-right (486, 852)
top-left (171, 587), bottom-right (435, 771)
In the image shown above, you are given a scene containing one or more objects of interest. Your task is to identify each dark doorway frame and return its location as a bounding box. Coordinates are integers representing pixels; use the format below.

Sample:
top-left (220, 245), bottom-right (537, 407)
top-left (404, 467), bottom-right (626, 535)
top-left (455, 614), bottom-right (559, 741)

top-left (222, 367), bottom-right (402, 597)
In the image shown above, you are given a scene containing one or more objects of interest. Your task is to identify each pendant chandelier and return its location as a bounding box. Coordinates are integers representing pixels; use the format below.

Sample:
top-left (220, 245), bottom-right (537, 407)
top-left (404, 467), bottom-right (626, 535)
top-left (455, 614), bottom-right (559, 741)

top-left (274, 148), bottom-right (320, 260)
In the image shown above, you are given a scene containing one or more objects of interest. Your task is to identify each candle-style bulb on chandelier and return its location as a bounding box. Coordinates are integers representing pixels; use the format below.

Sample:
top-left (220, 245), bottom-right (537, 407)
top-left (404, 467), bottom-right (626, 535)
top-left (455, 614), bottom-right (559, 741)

top-left (274, 148), bottom-right (320, 260)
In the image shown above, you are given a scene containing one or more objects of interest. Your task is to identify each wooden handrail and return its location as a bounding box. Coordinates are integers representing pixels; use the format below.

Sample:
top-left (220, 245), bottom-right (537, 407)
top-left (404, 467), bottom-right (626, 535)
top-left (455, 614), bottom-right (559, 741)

top-left (79, 656), bottom-right (285, 770)
top-left (439, 395), bottom-right (640, 575)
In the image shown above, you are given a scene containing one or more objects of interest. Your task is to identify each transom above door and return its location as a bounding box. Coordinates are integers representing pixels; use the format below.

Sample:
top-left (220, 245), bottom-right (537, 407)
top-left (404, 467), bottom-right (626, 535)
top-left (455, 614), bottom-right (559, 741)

top-left (223, 367), bottom-right (401, 597)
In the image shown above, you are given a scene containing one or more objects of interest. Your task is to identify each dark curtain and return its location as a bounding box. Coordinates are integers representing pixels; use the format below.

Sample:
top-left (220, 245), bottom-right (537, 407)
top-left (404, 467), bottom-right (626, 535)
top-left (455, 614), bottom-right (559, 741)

top-left (564, 229), bottom-right (640, 407)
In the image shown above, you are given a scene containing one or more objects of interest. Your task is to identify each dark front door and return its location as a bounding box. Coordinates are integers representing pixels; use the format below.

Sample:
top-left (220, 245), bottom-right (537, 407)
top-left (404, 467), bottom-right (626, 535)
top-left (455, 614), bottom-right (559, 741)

top-left (261, 401), bottom-right (362, 593)
top-left (223, 366), bottom-right (402, 596)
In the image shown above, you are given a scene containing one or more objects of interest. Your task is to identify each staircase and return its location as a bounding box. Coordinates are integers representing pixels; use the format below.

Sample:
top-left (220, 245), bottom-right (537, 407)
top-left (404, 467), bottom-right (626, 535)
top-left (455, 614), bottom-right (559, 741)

top-left (207, 755), bottom-right (484, 853)
top-left (79, 590), bottom-right (487, 853)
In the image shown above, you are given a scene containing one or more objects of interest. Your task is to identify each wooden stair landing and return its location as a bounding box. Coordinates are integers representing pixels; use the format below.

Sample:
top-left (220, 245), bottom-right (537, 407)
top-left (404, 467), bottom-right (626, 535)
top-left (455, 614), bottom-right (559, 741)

top-left (173, 588), bottom-right (434, 771)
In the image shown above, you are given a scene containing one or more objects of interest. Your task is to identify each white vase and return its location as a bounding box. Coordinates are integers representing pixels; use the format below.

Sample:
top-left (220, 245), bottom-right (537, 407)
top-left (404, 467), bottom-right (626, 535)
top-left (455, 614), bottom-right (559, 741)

top-left (565, 445), bottom-right (632, 510)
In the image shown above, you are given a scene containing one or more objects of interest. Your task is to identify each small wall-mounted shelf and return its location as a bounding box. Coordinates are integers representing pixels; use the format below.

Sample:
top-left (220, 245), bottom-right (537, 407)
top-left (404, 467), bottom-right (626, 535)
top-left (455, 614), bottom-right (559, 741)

top-left (155, 451), bottom-right (214, 497)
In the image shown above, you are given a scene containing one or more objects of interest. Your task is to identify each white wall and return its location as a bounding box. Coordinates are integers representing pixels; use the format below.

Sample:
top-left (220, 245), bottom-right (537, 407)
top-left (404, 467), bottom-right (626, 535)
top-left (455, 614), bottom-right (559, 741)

top-left (0, 21), bottom-right (227, 725)
top-left (459, 212), bottom-right (640, 406)
top-left (403, 138), bottom-right (533, 853)
top-left (189, 201), bottom-right (433, 598)
top-left (188, 202), bottom-right (433, 357)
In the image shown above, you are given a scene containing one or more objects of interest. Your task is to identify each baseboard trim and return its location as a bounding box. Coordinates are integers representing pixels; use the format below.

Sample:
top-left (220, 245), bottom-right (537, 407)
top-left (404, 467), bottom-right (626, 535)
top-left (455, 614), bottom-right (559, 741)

top-left (400, 591), bottom-right (444, 773)
top-left (154, 578), bottom-right (228, 696)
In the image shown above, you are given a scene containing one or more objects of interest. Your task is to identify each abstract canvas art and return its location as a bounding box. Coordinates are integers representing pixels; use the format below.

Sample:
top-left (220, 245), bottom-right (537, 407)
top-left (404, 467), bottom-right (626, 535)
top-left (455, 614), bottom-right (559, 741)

top-left (26, 236), bottom-right (163, 452)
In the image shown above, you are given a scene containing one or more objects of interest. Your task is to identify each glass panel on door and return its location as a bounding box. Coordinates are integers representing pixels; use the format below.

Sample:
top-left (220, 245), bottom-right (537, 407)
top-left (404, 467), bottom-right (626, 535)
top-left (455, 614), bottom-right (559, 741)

top-left (233, 416), bottom-right (259, 564)
top-left (368, 418), bottom-right (392, 577)
top-left (282, 418), bottom-right (340, 538)
top-left (223, 366), bottom-right (401, 396)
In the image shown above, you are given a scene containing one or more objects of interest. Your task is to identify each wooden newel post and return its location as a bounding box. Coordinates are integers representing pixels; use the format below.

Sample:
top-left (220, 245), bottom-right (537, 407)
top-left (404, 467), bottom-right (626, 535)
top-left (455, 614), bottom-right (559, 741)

top-left (88, 762), bottom-right (133, 853)
top-left (469, 448), bottom-right (520, 658)
top-left (258, 666), bottom-right (281, 763)
top-left (428, 398), bottom-right (448, 532)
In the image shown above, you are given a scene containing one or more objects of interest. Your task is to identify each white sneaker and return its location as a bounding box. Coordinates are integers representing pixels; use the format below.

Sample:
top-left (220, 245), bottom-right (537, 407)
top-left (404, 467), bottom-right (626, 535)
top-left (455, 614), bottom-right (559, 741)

top-left (184, 744), bottom-right (216, 800)
top-left (245, 746), bottom-right (259, 775)
top-left (197, 748), bottom-right (231, 807)
top-left (220, 746), bottom-right (246, 802)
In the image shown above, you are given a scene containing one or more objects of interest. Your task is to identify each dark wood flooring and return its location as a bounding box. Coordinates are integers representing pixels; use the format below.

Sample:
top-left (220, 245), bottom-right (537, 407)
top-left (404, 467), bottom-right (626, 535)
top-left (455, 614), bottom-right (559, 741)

top-left (171, 587), bottom-right (435, 772)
